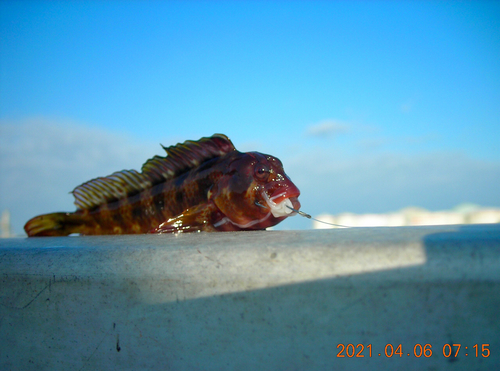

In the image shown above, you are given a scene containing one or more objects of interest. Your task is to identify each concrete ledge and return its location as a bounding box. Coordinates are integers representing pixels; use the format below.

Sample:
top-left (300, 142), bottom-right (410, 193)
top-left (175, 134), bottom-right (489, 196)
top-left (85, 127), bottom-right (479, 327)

top-left (1, 224), bottom-right (499, 370)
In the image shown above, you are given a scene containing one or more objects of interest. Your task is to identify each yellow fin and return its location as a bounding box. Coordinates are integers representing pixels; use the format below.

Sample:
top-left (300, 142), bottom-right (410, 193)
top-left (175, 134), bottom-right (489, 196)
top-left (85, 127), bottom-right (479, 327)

top-left (24, 212), bottom-right (83, 237)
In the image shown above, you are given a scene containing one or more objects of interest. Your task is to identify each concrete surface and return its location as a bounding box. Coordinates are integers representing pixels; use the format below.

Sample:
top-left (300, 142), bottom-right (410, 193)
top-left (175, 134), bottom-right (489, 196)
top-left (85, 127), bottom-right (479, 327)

top-left (1, 224), bottom-right (499, 370)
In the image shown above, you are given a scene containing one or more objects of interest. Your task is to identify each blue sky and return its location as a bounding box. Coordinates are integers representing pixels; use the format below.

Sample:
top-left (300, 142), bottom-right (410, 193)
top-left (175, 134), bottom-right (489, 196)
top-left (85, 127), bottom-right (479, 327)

top-left (1, 0), bottom-right (499, 235)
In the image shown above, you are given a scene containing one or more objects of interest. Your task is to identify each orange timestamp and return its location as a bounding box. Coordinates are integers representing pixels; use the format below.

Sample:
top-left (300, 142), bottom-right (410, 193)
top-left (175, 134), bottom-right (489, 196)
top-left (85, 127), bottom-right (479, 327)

top-left (337, 343), bottom-right (490, 358)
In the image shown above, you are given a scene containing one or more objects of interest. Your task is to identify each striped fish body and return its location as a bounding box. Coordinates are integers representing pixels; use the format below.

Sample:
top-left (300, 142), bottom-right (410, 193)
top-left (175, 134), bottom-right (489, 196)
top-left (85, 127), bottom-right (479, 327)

top-left (67, 159), bottom-right (226, 235)
top-left (24, 134), bottom-right (301, 236)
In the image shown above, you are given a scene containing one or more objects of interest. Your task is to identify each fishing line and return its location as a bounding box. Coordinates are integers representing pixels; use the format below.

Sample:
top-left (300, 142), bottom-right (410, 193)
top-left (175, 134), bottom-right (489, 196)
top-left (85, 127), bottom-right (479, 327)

top-left (285, 206), bottom-right (350, 228)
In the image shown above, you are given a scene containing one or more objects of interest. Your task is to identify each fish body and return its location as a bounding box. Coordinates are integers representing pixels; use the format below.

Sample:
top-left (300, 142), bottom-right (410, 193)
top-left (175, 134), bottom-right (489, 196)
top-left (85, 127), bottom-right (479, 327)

top-left (24, 134), bottom-right (301, 236)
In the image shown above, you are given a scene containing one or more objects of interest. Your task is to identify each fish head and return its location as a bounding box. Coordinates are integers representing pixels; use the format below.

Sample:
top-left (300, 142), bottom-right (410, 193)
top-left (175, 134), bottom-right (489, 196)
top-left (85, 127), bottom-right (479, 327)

top-left (212, 151), bottom-right (301, 230)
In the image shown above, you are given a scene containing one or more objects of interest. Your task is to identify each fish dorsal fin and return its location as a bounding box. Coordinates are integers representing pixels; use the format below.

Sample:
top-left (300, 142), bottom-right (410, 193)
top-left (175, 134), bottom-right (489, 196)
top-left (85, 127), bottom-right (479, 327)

top-left (142, 133), bottom-right (235, 183)
top-left (72, 134), bottom-right (236, 210)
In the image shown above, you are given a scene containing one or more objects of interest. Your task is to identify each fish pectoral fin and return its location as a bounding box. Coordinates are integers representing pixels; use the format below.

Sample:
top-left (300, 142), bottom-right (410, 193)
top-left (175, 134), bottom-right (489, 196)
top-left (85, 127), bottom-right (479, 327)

top-left (150, 204), bottom-right (217, 234)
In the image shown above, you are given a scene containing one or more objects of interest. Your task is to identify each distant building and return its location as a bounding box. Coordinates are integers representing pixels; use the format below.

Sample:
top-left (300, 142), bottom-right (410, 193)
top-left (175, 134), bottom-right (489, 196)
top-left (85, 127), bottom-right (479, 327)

top-left (312, 204), bottom-right (500, 229)
top-left (1, 210), bottom-right (13, 238)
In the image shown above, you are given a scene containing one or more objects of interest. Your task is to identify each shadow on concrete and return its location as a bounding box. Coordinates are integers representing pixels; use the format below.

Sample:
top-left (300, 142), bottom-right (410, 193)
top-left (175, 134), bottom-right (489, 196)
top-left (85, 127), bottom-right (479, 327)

top-left (1, 225), bottom-right (499, 370)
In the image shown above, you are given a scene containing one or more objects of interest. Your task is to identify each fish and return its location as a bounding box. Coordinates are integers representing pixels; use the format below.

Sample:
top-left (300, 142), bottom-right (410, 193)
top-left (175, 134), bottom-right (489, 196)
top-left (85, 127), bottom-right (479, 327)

top-left (24, 134), bottom-right (301, 237)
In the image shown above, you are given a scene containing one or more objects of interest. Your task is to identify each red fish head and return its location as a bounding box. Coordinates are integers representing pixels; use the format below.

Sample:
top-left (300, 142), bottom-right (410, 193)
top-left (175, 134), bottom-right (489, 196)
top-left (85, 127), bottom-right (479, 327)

top-left (211, 151), bottom-right (301, 230)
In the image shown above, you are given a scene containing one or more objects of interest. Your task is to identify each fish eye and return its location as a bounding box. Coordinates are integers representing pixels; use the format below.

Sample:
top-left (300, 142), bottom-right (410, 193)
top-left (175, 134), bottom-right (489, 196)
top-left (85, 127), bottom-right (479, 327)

top-left (254, 164), bottom-right (271, 181)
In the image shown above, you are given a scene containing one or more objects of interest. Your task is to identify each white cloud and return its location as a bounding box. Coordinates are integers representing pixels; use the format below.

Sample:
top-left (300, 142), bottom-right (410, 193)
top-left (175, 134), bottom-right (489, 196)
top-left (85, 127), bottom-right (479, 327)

top-left (0, 117), bottom-right (170, 235)
top-left (305, 120), bottom-right (349, 137)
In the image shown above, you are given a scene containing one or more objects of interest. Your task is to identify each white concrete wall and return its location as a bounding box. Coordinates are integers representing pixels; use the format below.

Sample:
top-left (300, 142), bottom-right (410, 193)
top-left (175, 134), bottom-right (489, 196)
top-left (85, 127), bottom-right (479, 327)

top-left (1, 224), bottom-right (499, 370)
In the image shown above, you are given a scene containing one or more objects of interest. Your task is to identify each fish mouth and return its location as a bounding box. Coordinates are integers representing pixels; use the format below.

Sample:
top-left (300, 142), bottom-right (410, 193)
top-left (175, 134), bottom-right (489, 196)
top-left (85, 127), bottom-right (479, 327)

top-left (260, 190), bottom-right (301, 218)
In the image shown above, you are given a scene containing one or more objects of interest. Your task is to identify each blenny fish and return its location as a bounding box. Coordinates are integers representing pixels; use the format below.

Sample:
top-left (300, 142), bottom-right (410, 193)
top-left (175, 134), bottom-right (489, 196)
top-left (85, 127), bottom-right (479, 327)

top-left (24, 134), bottom-right (301, 236)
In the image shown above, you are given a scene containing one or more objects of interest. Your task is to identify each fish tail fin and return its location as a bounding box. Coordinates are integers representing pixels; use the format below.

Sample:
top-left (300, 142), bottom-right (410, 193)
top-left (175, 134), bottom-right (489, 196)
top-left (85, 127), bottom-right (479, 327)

top-left (24, 212), bottom-right (84, 237)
